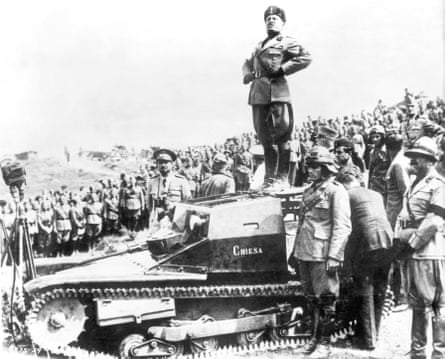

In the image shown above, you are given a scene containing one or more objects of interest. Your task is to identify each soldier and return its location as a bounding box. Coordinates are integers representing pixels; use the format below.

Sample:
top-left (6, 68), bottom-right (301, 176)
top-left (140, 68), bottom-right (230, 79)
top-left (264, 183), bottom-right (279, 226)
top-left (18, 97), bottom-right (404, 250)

top-left (337, 167), bottom-right (393, 350)
top-left (36, 200), bottom-right (54, 257)
top-left (147, 149), bottom-right (191, 231)
top-left (103, 188), bottom-right (120, 234)
top-left (396, 137), bottom-right (445, 359)
top-left (290, 146), bottom-right (351, 355)
top-left (233, 141), bottom-right (253, 191)
top-left (68, 198), bottom-right (86, 254)
top-left (333, 138), bottom-right (365, 186)
top-left (53, 195), bottom-right (72, 256)
top-left (243, 6), bottom-right (311, 189)
top-left (199, 153), bottom-right (236, 197)
top-left (368, 125), bottom-right (390, 198)
top-left (83, 193), bottom-right (103, 252)
top-left (122, 176), bottom-right (144, 237)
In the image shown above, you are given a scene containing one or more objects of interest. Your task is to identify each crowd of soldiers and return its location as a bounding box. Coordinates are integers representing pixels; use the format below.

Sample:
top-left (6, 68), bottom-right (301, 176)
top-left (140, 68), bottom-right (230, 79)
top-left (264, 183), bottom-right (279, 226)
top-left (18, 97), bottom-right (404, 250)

top-left (288, 89), bottom-right (445, 357)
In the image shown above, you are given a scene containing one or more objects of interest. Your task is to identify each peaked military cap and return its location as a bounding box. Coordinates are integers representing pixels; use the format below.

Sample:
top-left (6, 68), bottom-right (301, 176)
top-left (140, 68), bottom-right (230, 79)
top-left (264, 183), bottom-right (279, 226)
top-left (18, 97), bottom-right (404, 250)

top-left (153, 148), bottom-right (177, 162)
top-left (264, 5), bottom-right (286, 22)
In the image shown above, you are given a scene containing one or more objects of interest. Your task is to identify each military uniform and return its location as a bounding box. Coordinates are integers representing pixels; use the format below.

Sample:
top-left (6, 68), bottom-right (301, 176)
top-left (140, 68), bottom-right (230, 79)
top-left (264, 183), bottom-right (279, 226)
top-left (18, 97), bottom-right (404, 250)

top-left (368, 145), bottom-right (390, 197)
top-left (292, 173), bottom-right (351, 352)
top-left (199, 171), bottom-right (235, 197)
top-left (398, 138), bottom-right (445, 358)
top-left (147, 173), bottom-right (191, 208)
top-left (54, 203), bottom-right (72, 256)
top-left (345, 187), bottom-right (393, 349)
top-left (243, 14), bottom-right (311, 184)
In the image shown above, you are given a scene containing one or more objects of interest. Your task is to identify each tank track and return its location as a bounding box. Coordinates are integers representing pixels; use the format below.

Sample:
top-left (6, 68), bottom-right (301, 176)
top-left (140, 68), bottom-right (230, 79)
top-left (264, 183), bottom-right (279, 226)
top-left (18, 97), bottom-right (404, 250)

top-left (25, 283), bottom-right (355, 358)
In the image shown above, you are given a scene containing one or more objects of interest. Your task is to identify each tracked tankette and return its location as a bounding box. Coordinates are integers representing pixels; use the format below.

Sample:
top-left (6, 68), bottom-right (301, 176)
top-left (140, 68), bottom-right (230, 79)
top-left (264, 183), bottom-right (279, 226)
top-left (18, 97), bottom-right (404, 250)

top-left (23, 192), bottom-right (354, 358)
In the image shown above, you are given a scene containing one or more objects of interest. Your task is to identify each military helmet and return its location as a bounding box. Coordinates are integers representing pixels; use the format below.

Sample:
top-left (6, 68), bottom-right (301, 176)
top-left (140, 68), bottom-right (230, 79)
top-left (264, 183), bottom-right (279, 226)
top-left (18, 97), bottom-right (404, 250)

top-left (405, 136), bottom-right (438, 161)
top-left (306, 146), bottom-right (338, 173)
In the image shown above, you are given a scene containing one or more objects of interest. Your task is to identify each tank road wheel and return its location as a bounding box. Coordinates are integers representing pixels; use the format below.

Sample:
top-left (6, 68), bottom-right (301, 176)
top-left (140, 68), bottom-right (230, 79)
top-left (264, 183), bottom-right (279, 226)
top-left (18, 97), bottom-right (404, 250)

top-left (119, 334), bottom-right (145, 359)
top-left (189, 315), bottom-right (219, 354)
top-left (236, 308), bottom-right (265, 347)
top-left (26, 297), bottom-right (87, 352)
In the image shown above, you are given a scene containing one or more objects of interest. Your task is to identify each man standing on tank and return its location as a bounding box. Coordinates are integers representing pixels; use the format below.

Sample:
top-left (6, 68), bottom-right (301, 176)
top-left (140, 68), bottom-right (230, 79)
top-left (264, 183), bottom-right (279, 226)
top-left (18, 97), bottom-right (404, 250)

top-left (242, 6), bottom-right (312, 190)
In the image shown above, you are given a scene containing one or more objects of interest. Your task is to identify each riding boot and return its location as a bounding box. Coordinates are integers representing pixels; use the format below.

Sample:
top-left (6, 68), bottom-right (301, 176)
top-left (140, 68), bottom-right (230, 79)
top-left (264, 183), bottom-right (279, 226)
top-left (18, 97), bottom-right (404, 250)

top-left (303, 306), bottom-right (320, 354)
top-left (410, 308), bottom-right (429, 359)
top-left (263, 144), bottom-right (278, 183)
top-left (432, 315), bottom-right (445, 359)
top-left (277, 147), bottom-right (291, 183)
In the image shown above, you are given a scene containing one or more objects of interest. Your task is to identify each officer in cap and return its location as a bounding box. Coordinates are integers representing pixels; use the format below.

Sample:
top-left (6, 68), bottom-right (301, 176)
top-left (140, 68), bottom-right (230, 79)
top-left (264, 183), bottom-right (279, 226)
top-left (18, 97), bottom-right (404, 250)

top-left (290, 146), bottom-right (351, 355)
top-left (242, 6), bottom-right (312, 189)
top-left (147, 149), bottom-right (191, 229)
top-left (199, 153), bottom-right (235, 197)
top-left (396, 137), bottom-right (445, 358)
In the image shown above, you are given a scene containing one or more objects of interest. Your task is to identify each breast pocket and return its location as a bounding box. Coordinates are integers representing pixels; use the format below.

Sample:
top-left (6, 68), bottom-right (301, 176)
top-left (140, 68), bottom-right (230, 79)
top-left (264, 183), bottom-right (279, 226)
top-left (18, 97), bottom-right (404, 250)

top-left (313, 199), bottom-right (330, 221)
top-left (413, 190), bottom-right (432, 212)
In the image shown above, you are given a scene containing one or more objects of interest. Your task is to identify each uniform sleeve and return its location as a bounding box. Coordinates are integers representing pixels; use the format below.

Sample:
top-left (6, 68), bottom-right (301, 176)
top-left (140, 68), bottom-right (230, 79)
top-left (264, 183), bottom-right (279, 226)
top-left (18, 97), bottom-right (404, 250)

top-left (242, 49), bottom-right (255, 77)
top-left (409, 181), bottom-right (445, 249)
top-left (393, 163), bottom-right (410, 195)
top-left (328, 185), bottom-right (352, 261)
top-left (281, 38), bottom-right (312, 75)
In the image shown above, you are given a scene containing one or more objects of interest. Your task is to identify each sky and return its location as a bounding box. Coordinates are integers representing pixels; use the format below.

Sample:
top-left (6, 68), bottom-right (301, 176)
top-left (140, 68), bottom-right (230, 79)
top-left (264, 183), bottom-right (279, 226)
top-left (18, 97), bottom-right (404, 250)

top-left (0, 0), bottom-right (443, 157)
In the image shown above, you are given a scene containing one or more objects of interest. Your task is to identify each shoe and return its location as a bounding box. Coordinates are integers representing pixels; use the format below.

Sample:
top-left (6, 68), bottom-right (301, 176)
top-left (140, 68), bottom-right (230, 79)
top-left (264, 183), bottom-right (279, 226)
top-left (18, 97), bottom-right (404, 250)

top-left (303, 338), bottom-right (318, 355)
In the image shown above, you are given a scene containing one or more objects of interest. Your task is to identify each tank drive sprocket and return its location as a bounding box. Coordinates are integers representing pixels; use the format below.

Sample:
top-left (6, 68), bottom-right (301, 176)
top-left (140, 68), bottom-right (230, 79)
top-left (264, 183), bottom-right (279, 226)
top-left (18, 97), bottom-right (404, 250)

top-left (25, 290), bottom-right (87, 353)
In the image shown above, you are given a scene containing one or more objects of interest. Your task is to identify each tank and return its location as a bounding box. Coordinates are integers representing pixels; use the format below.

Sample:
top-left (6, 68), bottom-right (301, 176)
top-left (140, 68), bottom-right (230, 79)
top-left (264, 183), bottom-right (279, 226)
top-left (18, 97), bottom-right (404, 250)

top-left (23, 192), bottom-right (354, 358)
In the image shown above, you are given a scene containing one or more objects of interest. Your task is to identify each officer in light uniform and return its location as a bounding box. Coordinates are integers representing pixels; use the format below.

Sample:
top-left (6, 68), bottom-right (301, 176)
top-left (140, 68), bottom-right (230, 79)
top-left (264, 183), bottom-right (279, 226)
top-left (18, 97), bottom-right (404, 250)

top-left (147, 149), bottom-right (191, 230)
top-left (397, 137), bottom-right (445, 358)
top-left (290, 146), bottom-right (351, 355)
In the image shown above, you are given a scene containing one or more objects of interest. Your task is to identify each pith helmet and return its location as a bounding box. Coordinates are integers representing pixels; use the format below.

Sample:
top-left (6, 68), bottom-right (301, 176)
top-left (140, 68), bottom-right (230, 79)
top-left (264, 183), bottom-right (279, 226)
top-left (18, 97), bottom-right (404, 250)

top-left (405, 136), bottom-right (438, 161)
top-left (306, 146), bottom-right (338, 173)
